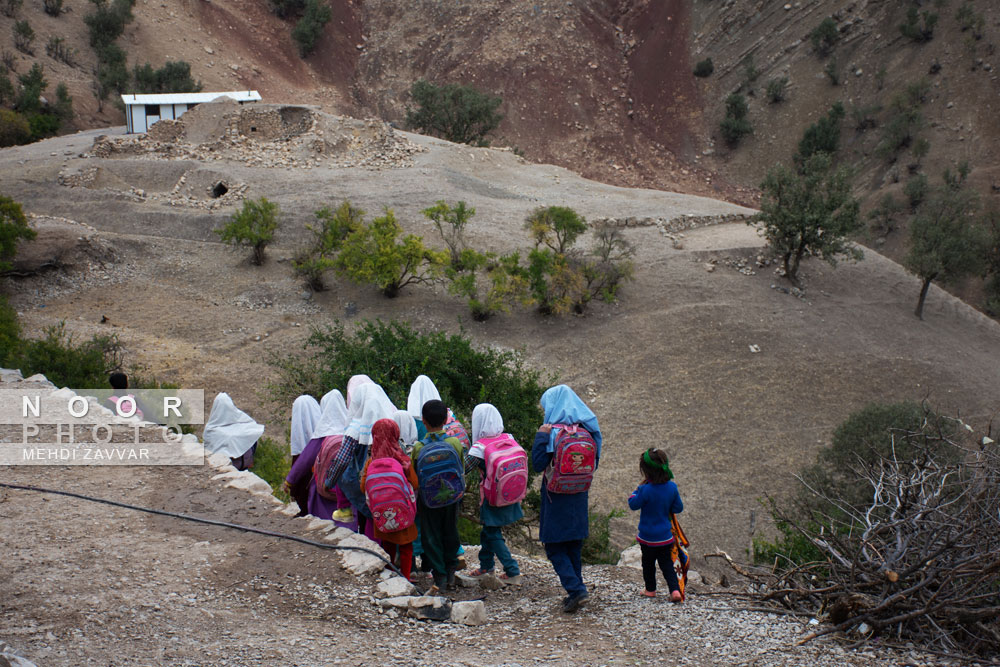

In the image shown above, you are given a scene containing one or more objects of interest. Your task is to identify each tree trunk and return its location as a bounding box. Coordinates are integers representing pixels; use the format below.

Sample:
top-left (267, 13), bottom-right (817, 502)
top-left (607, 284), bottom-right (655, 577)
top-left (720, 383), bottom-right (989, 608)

top-left (915, 275), bottom-right (935, 319)
top-left (787, 245), bottom-right (806, 286)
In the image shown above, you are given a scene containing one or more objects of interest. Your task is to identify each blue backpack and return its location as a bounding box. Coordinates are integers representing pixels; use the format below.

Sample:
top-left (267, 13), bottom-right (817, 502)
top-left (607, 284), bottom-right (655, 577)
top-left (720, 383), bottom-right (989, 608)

top-left (416, 436), bottom-right (465, 508)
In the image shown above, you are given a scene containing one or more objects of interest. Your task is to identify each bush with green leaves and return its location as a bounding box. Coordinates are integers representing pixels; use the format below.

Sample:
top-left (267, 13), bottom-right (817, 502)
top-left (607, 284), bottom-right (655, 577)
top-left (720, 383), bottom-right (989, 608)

top-left (423, 200), bottom-right (474, 268)
top-left (904, 172), bottom-right (928, 210)
top-left (43, 0), bottom-right (63, 17)
top-left (93, 43), bottom-right (129, 110)
top-left (582, 509), bottom-right (625, 565)
top-left (766, 77), bottom-right (789, 103)
top-left (956, 1), bottom-right (985, 38)
top-left (693, 58), bottom-right (714, 78)
top-left (797, 101), bottom-right (845, 163)
top-left (742, 55), bottom-right (760, 87)
top-left (16, 63), bottom-right (47, 116)
top-left (131, 60), bottom-right (201, 94)
top-left (291, 0), bottom-right (331, 57)
top-left (0, 73), bottom-right (14, 106)
top-left (906, 163), bottom-right (988, 319)
top-left (1, 0), bottom-right (21, 17)
top-left (269, 319), bottom-right (547, 448)
top-left (2, 321), bottom-right (123, 388)
top-left (405, 79), bottom-right (503, 146)
top-left (216, 197), bottom-right (280, 266)
top-left (752, 153), bottom-right (862, 285)
top-left (333, 208), bottom-right (448, 298)
top-left (867, 193), bottom-right (902, 238)
top-left (444, 249), bottom-right (531, 321)
top-left (269, 0), bottom-right (304, 18)
top-left (582, 222), bottom-right (635, 305)
top-left (720, 93), bottom-right (752, 147)
top-left (0, 109), bottom-right (31, 147)
top-left (900, 4), bottom-right (938, 42)
top-left (985, 208), bottom-right (1000, 315)
top-left (823, 57), bottom-right (839, 86)
top-left (876, 79), bottom-right (929, 159)
top-left (1, 195), bottom-right (36, 272)
top-left (13, 20), bottom-right (34, 55)
top-left (292, 200), bottom-right (363, 290)
top-left (850, 103), bottom-right (881, 132)
top-left (46, 37), bottom-right (75, 66)
top-left (85, 0), bottom-right (135, 49)
top-left (810, 17), bottom-right (839, 56)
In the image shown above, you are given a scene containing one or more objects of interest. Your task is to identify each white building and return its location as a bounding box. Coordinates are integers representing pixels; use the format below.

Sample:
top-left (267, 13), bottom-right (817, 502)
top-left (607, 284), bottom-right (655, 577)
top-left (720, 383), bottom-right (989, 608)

top-left (120, 91), bottom-right (262, 134)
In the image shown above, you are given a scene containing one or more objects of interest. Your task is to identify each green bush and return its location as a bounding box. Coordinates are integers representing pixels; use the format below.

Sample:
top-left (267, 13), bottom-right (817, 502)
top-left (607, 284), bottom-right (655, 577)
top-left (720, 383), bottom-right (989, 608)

top-left (525, 206), bottom-right (587, 255)
top-left (720, 93), bottom-right (752, 147)
top-left (334, 208), bottom-right (448, 298)
top-left (1, 195), bottom-right (36, 272)
top-left (956, 2), bottom-right (985, 38)
top-left (797, 101), bottom-right (845, 162)
top-left (269, 319), bottom-right (548, 449)
top-left (27, 113), bottom-right (60, 140)
top-left (3, 322), bottom-right (123, 388)
top-left (216, 197), bottom-right (280, 265)
top-left (810, 17), bottom-right (839, 56)
top-left (13, 20), bottom-right (34, 55)
top-left (0, 73), bottom-right (14, 107)
top-left (900, 4), bottom-right (937, 42)
top-left (43, 0), bottom-right (63, 17)
top-left (291, 0), bottom-right (331, 57)
top-left (0, 294), bottom-right (19, 354)
top-left (94, 43), bottom-right (129, 110)
top-left (851, 103), bottom-right (881, 131)
top-left (0, 109), bottom-right (31, 147)
top-left (292, 200), bottom-right (364, 290)
top-left (986, 209), bottom-right (1000, 315)
top-left (904, 172), bottom-right (928, 210)
top-left (423, 200), bottom-right (474, 268)
top-left (876, 80), bottom-right (929, 159)
top-left (405, 79), bottom-right (503, 146)
top-left (823, 57), bottom-right (840, 86)
top-left (766, 77), bottom-right (789, 103)
top-left (269, 0), bottom-right (304, 18)
top-left (54, 82), bottom-right (73, 125)
top-left (46, 37), bottom-right (75, 66)
top-left (751, 501), bottom-right (825, 567)
top-left (444, 249), bottom-right (530, 321)
top-left (85, 0), bottom-right (135, 50)
top-left (16, 63), bottom-right (47, 115)
top-left (1, 0), bottom-right (22, 18)
top-left (131, 60), bottom-right (201, 94)
top-left (582, 509), bottom-right (625, 565)
top-left (252, 436), bottom-right (291, 500)
top-left (867, 193), bottom-right (902, 238)
top-left (693, 58), bottom-right (714, 78)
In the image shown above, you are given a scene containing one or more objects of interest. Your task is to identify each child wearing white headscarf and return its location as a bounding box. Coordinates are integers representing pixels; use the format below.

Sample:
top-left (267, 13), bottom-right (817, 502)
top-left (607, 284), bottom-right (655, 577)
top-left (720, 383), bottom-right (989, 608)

top-left (203, 393), bottom-right (264, 470)
top-left (287, 394), bottom-right (322, 515)
top-left (283, 389), bottom-right (350, 521)
top-left (466, 403), bottom-right (523, 581)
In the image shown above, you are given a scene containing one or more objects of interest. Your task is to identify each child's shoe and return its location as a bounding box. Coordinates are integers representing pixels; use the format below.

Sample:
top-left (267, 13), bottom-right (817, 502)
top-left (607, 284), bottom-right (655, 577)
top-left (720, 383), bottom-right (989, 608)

top-left (670, 590), bottom-right (683, 603)
top-left (500, 573), bottom-right (523, 586)
top-left (562, 590), bottom-right (590, 613)
top-left (642, 590), bottom-right (656, 598)
top-left (468, 568), bottom-right (493, 577)
top-left (332, 508), bottom-right (353, 522)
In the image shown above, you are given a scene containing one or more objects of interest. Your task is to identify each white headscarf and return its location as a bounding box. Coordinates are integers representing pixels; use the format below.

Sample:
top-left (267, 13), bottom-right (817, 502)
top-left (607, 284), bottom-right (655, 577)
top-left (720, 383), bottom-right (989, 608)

top-left (469, 403), bottom-right (504, 459)
top-left (311, 389), bottom-right (348, 441)
top-left (344, 383), bottom-right (397, 445)
top-left (346, 375), bottom-right (374, 408)
top-left (289, 395), bottom-right (321, 456)
top-left (203, 392), bottom-right (264, 459)
top-left (392, 409), bottom-right (418, 447)
top-left (407, 375), bottom-right (441, 418)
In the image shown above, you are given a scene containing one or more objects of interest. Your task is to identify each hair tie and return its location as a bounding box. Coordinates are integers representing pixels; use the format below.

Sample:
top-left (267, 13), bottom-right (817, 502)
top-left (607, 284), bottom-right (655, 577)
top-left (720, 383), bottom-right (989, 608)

top-left (643, 450), bottom-right (669, 471)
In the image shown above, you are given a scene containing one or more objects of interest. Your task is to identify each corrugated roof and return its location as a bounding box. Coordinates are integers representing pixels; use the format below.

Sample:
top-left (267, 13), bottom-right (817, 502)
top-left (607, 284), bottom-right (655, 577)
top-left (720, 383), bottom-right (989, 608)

top-left (119, 91), bottom-right (262, 106)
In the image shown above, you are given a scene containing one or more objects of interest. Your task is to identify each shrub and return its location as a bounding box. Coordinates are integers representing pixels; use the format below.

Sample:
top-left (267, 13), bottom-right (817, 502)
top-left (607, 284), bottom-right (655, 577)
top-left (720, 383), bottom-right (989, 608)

top-left (405, 79), bottom-right (503, 146)
top-left (582, 509), bottom-right (625, 565)
top-left (269, 0), bottom-right (304, 19)
top-left (525, 206), bottom-right (587, 255)
top-left (292, 200), bottom-right (363, 290)
top-left (269, 319), bottom-right (548, 449)
top-left (0, 109), bottom-right (31, 147)
top-left (0, 294), bottom-right (19, 355)
top-left (424, 200), bottom-right (474, 268)
top-left (911, 137), bottom-right (930, 167)
top-left (1, 0), bottom-right (22, 18)
top-left (444, 249), bottom-right (531, 321)
top-left (720, 93), bottom-right (752, 147)
top-left (94, 43), bottom-right (129, 110)
top-left (53, 82), bottom-right (73, 125)
top-left (876, 80), bottom-right (929, 159)
top-left (251, 436), bottom-right (291, 500)
top-left (333, 208), bottom-right (448, 298)
top-left (3, 322), bottom-right (123, 388)
top-left (900, 4), bottom-right (938, 42)
top-left (742, 55), bottom-right (760, 86)
top-left (850, 103), bottom-right (881, 132)
top-left (1, 195), bottom-right (36, 272)
top-left (291, 0), bottom-right (331, 57)
top-left (867, 193), bottom-right (902, 238)
top-left (904, 172), bottom-right (928, 210)
top-left (0, 73), bottom-right (14, 106)
top-left (1, 50), bottom-right (16, 73)
top-left (13, 20), bottom-right (35, 55)
top-left (131, 60), bottom-right (201, 94)
top-left (823, 57), bottom-right (839, 85)
top-left (27, 113), bottom-right (60, 140)
top-left (85, 0), bottom-right (135, 50)
top-left (46, 37), bottom-right (75, 66)
top-left (581, 222), bottom-right (635, 305)
top-left (797, 101), bottom-right (845, 162)
top-left (810, 17), bottom-right (839, 56)
top-left (985, 208), bottom-right (1000, 315)
top-left (16, 63), bottom-right (47, 116)
top-left (693, 58), bottom-right (714, 78)
top-left (215, 197), bottom-right (280, 266)
top-left (752, 153), bottom-right (862, 285)
top-left (766, 76), bottom-right (789, 103)
top-left (956, 1), bottom-right (985, 38)
top-left (43, 0), bottom-right (64, 17)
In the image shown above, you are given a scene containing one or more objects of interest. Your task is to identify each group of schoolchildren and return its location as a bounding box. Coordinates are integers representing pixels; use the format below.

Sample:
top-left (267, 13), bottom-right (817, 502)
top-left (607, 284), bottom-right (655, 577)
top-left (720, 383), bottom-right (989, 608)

top-left (202, 374), bottom-right (687, 612)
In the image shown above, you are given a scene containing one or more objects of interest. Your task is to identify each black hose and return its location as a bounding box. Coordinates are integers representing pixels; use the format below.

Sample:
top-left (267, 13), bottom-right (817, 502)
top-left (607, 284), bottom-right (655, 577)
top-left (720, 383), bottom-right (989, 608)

top-left (0, 481), bottom-right (405, 579)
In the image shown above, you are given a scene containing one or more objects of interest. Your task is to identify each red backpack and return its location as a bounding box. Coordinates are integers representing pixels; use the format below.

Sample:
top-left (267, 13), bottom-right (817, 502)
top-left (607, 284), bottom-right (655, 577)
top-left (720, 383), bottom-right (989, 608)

top-left (313, 434), bottom-right (344, 500)
top-left (545, 424), bottom-right (597, 494)
top-left (444, 410), bottom-right (471, 450)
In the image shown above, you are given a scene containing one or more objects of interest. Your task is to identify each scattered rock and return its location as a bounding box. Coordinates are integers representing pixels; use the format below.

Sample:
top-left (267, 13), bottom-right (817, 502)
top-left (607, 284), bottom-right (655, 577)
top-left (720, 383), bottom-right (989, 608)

top-left (406, 595), bottom-right (452, 621)
top-left (377, 576), bottom-right (417, 598)
top-left (450, 600), bottom-right (487, 626)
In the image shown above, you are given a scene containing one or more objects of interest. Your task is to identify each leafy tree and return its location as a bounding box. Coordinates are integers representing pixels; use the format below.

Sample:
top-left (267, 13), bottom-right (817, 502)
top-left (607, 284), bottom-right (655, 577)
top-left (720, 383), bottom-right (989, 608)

top-left (720, 93), bottom-right (752, 147)
top-left (797, 101), bottom-right (845, 162)
top-left (15, 64), bottom-right (47, 115)
top-left (406, 79), bottom-right (503, 146)
top-left (445, 249), bottom-right (530, 321)
top-left (292, 200), bottom-right (364, 290)
top-left (877, 80), bottom-right (929, 159)
top-left (581, 222), bottom-right (635, 305)
top-left (423, 200), bottom-right (474, 268)
top-left (1, 195), bottom-right (36, 272)
top-left (0, 109), bottom-right (30, 147)
top-left (333, 208), bottom-right (448, 298)
top-left (752, 153), bottom-right (862, 285)
top-left (53, 83), bottom-right (73, 126)
top-left (291, 0), bottom-right (331, 57)
top-left (766, 77), bottom-right (789, 103)
top-left (216, 197), bottom-right (281, 265)
top-left (693, 58), bottom-right (714, 78)
top-left (131, 60), bottom-right (201, 93)
top-left (94, 43), bottom-right (129, 110)
top-left (85, 0), bottom-right (135, 49)
top-left (900, 4), bottom-right (938, 42)
top-left (13, 20), bottom-right (34, 55)
top-left (810, 17), bottom-right (839, 56)
top-left (904, 172), bottom-right (928, 210)
top-left (905, 164), bottom-right (987, 319)
top-left (525, 206), bottom-right (587, 255)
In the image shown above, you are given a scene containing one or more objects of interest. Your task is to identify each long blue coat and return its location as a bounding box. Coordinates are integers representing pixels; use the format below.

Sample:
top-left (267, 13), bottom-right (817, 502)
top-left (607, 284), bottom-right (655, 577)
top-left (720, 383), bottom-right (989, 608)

top-left (532, 431), bottom-right (593, 543)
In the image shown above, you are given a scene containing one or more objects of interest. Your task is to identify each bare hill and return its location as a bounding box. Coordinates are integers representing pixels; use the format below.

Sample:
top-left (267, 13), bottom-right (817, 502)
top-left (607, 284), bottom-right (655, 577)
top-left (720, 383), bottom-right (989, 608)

top-left (2, 105), bottom-right (998, 571)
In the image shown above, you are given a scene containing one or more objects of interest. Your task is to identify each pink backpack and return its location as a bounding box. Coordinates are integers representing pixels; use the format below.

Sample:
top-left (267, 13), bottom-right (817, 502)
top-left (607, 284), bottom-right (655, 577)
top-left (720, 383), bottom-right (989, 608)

top-left (365, 457), bottom-right (417, 533)
top-left (545, 424), bottom-right (598, 494)
top-left (444, 410), bottom-right (471, 450)
top-left (313, 435), bottom-right (344, 500)
top-left (479, 434), bottom-right (528, 507)
top-left (108, 394), bottom-right (143, 419)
